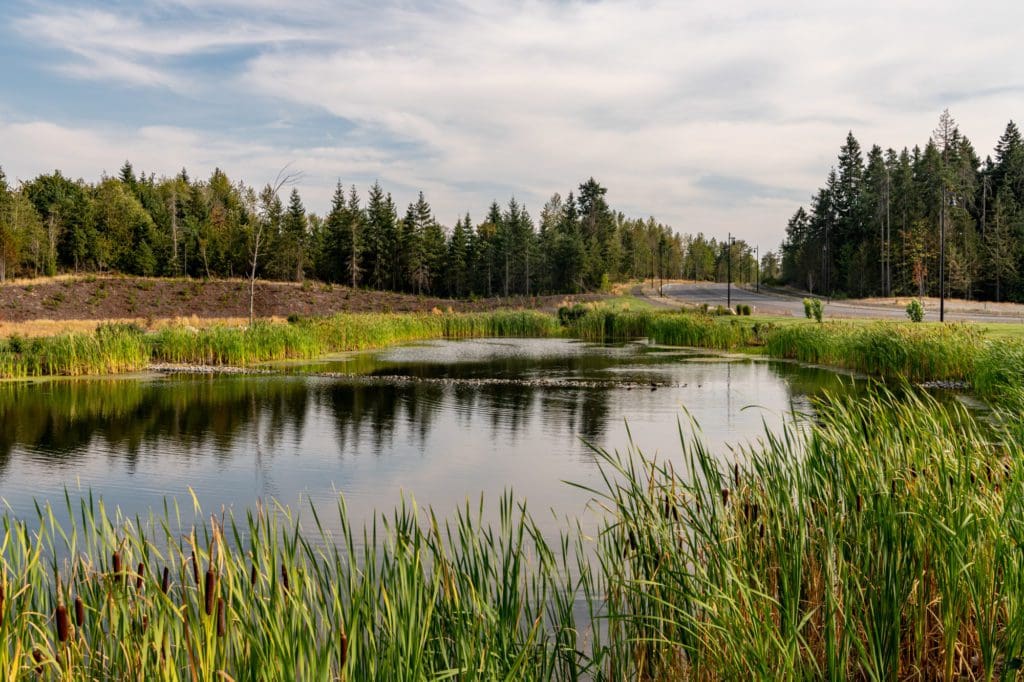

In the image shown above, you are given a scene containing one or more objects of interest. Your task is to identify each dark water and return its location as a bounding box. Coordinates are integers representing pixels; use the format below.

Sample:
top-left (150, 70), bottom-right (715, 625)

top-left (0, 339), bottom-right (855, 534)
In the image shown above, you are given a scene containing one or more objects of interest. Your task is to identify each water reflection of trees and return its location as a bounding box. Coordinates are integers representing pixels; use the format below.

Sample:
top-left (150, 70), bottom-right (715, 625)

top-left (0, 374), bottom-right (619, 472)
top-left (0, 359), bottom-right (859, 478)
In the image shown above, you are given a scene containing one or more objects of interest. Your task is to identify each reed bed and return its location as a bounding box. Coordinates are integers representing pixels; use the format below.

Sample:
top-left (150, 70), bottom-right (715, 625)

top-left (568, 309), bottom-right (656, 342)
top-left (0, 312), bottom-right (561, 377)
top-left (4, 387), bottom-right (1024, 679)
top-left (764, 321), bottom-right (982, 382)
top-left (566, 309), bottom-right (755, 349)
top-left (0, 323), bottom-right (149, 378)
top-left (588, 387), bottom-right (1024, 680)
top-left (974, 339), bottom-right (1024, 403)
top-left (648, 313), bottom-right (755, 350)
top-left (3, 492), bottom-right (600, 680)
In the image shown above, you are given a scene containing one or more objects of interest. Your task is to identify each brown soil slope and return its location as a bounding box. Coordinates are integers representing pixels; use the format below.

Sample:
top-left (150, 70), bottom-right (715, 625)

top-left (0, 276), bottom-right (602, 323)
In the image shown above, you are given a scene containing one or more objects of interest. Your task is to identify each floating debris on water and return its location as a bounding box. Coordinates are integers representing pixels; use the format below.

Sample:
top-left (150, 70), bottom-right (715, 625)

top-left (148, 363), bottom-right (681, 390)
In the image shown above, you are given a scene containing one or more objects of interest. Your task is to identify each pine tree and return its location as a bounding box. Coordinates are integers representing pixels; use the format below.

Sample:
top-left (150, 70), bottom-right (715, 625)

top-left (324, 182), bottom-right (350, 283)
top-left (364, 182), bottom-right (396, 290)
top-left (346, 186), bottom-right (362, 288)
top-left (447, 214), bottom-right (471, 297)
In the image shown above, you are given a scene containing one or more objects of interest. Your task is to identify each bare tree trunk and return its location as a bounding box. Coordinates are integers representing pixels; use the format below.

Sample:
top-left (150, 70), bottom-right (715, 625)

top-left (249, 227), bottom-right (261, 326)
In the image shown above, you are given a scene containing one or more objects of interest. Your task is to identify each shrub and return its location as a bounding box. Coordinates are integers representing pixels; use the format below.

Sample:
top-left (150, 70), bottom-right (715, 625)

top-left (557, 304), bottom-right (588, 326)
top-left (906, 298), bottom-right (925, 322)
top-left (803, 297), bottom-right (824, 322)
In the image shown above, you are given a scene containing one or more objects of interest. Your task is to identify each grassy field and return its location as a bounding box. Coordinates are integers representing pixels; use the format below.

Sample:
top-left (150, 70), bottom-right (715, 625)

top-left (4, 387), bottom-right (1023, 679)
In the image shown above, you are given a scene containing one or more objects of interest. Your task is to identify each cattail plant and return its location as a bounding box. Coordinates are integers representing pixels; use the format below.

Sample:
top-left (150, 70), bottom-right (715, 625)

top-left (204, 569), bottom-right (217, 617)
top-left (161, 566), bottom-right (170, 594)
top-left (216, 598), bottom-right (225, 638)
top-left (74, 595), bottom-right (85, 629)
top-left (56, 602), bottom-right (70, 644)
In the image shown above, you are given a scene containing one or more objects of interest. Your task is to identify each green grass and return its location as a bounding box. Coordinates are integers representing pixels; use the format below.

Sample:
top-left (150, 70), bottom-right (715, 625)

top-left (5, 387), bottom-right (1024, 678)
top-left (0, 312), bottom-right (561, 377)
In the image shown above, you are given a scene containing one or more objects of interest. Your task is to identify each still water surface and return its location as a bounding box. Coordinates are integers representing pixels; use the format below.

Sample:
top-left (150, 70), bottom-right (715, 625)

top-left (0, 339), bottom-right (854, 533)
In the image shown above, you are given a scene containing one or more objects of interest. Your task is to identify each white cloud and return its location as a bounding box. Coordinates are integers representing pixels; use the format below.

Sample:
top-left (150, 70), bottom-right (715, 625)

top-left (7, 0), bottom-right (1024, 247)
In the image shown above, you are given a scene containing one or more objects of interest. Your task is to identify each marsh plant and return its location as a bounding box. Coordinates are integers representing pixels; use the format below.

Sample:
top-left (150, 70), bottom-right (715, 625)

top-left (4, 387), bottom-right (1024, 679)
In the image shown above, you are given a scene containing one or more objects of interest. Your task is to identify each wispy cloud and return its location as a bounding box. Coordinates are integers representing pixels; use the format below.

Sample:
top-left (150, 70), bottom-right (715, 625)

top-left (4, 0), bottom-right (1024, 246)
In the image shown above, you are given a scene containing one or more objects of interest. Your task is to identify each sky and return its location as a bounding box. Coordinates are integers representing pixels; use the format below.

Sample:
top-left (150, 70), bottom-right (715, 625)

top-left (1, 0), bottom-right (1023, 250)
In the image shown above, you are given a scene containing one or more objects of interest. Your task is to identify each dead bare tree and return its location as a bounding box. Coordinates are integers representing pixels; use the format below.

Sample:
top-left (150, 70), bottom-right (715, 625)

top-left (249, 164), bottom-right (302, 326)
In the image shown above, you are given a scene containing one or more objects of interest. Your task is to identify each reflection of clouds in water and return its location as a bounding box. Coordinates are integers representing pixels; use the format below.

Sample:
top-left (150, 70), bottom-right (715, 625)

top-left (0, 341), bottom-right (864, 537)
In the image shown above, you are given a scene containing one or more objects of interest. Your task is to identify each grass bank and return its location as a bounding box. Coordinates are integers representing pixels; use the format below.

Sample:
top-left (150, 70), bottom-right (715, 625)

top-left (0, 311), bottom-right (559, 377)
top-left (2, 306), bottom-right (1023, 405)
top-left (6, 388), bottom-right (1024, 679)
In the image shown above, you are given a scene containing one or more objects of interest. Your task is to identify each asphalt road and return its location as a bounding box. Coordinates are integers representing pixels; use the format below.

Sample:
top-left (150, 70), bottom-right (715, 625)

top-left (660, 282), bottom-right (1024, 324)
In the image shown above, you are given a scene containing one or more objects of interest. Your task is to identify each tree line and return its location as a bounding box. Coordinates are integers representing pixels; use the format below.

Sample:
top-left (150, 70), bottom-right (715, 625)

top-left (0, 164), bottom-right (763, 296)
top-left (781, 110), bottom-right (1024, 302)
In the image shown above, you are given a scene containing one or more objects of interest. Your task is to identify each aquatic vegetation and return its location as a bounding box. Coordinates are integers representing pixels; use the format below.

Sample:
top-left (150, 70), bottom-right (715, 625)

top-left (765, 321), bottom-right (981, 382)
top-left (974, 338), bottom-right (1024, 403)
top-left (0, 323), bottom-right (149, 377)
top-left (4, 388), bottom-right (1024, 679)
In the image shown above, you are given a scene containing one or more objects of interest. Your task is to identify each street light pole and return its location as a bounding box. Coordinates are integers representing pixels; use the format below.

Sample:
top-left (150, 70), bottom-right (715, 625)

top-left (727, 232), bottom-right (732, 309)
top-left (755, 245), bottom-right (760, 294)
top-left (939, 187), bottom-right (946, 322)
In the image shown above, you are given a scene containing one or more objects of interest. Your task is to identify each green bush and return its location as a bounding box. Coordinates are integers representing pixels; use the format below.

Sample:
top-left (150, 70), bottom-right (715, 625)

top-left (906, 298), bottom-right (925, 322)
top-left (803, 297), bottom-right (824, 322)
top-left (557, 303), bottom-right (588, 326)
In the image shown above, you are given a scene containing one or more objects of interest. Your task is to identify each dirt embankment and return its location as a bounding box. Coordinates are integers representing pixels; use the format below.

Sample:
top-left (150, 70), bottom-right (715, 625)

top-left (0, 275), bottom-right (604, 335)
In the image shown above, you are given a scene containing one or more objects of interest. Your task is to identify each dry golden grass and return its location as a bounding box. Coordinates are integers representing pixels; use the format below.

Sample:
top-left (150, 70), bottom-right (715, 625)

top-left (0, 315), bottom-right (289, 338)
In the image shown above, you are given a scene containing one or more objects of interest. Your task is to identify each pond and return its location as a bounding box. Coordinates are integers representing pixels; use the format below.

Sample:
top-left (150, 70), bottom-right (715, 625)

top-left (0, 338), bottom-right (858, 536)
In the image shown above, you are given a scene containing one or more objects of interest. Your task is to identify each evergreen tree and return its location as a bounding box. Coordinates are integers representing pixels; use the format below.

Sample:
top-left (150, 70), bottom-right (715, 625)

top-left (282, 188), bottom-right (307, 281)
top-left (446, 213), bottom-right (471, 297)
top-left (323, 182), bottom-right (351, 284)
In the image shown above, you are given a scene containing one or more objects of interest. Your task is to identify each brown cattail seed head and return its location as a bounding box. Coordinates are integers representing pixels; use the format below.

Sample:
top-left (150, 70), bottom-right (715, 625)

top-left (56, 604), bottom-right (70, 643)
top-left (74, 595), bottom-right (85, 629)
top-left (216, 597), bottom-right (225, 637)
top-left (734, 463), bottom-right (740, 487)
top-left (161, 566), bottom-right (170, 594)
top-left (136, 562), bottom-right (145, 592)
top-left (33, 648), bottom-right (43, 673)
top-left (191, 554), bottom-right (200, 585)
top-left (281, 562), bottom-right (290, 593)
top-left (856, 494), bottom-right (862, 513)
top-left (204, 569), bottom-right (216, 617)
top-left (721, 488), bottom-right (730, 507)
top-left (0, 581), bottom-right (5, 628)
top-left (340, 629), bottom-right (348, 667)
top-left (250, 563), bottom-right (258, 588)
top-left (112, 551), bottom-right (123, 581)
